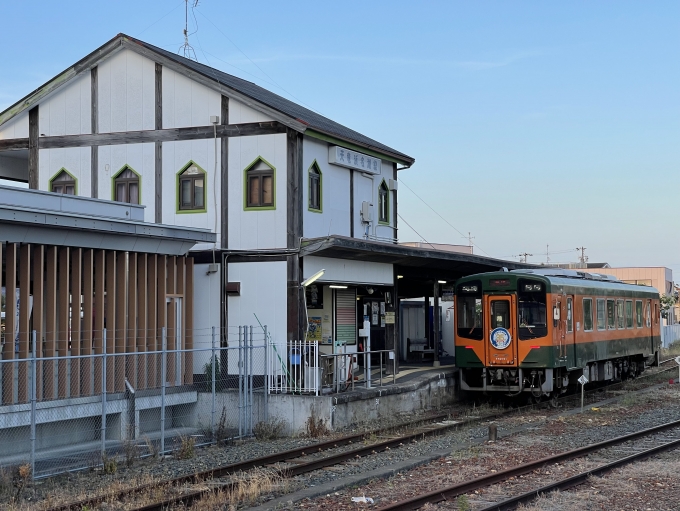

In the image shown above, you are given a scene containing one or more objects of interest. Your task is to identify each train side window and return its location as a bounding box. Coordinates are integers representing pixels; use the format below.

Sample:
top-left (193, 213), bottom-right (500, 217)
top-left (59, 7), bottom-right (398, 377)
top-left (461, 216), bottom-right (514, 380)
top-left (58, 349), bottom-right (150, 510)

top-left (583, 298), bottom-right (593, 332)
top-left (645, 302), bottom-right (651, 328)
top-left (635, 300), bottom-right (643, 328)
top-left (596, 299), bottom-right (606, 330)
top-left (654, 303), bottom-right (659, 325)
top-left (607, 299), bottom-right (616, 329)
top-left (625, 300), bottom-right (633, 329)
top-left (566, 298), bottom-right (573, 332)
top-left (616, 299), bottom-right (624, 329)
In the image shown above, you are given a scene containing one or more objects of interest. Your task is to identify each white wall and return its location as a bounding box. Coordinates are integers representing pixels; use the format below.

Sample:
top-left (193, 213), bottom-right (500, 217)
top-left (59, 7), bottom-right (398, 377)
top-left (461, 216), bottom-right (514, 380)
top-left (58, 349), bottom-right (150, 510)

top-left (39, 73), bottom-right (90, 136)
top-left (39, 147), bottom-right (92, 197)
top-left (229, 99), bottom-right (274, 124)
top-left (161, 139), bottom-right (220, 249)
top-left (98, 49), bottom-right (155, 133)
top-left (228, 133), bottom-right (287, 250)
top-left (0, 112), bottom-right (29, 139)
top-left (192, 264), bottom-right (222, 371)
top-left (163, 67), bottom-right (221, 128)
top-left (227, 261), bottom-right (288, 343)
top-left (0, 154), bottom-right (28, 181)
top-left (303, 255), bottom-right (393, 286)
top-left (302, 136), bottom-right (351, 238)
top-left (98, 143), bottom-right (155, 220)
top-left (352, 158), bottom-right (396, 241)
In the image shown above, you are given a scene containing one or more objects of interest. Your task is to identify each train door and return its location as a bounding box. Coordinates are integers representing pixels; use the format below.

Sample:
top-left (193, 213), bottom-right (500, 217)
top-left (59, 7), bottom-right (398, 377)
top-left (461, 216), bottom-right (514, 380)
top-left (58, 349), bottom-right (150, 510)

top-left (646, 299), bottom-right (653, 349)
top-left (553, 296), bottom-right (564, 361)
top-left (565, 296), bottom-right (576, 365)
top-left (485, 295), bottom-right (517, 366)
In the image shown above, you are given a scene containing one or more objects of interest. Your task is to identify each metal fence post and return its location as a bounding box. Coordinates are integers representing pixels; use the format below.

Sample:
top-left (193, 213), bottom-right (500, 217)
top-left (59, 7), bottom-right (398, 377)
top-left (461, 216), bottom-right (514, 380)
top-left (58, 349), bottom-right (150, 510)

top-left (249, 326), bottom-right (254, 435)
top-left (161, 327), bottom-right (167, 455)
top-left (30, 330), bottom-right (37, 480)
top-left (238, 326), bottom-right (243, 438)
top-left (211, 326), bottom-right (216, 441)
top-left (264, 326), bottom-right (269, 421)
top-left (101, 328), bottom-right (107, 456)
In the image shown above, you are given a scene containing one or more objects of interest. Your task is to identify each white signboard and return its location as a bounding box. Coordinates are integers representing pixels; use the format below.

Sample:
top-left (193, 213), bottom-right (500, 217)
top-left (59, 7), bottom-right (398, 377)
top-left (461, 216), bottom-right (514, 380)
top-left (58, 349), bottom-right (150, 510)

top-left (675, 356), bottom-right (680, 366)
top-left (329, 146), bottom-right (382, 174)
top-left (578, 374), bottom-right (588, 385)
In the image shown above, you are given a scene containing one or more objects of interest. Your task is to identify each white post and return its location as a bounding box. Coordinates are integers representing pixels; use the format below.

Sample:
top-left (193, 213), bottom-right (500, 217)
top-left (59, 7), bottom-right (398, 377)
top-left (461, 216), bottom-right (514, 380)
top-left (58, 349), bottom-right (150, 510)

top-left (264, 326), bottom-right (269, 420)
top-left (101, 329), bottom-right (107, 456)
top-left (160, 327), bottom-right (167, 454)
top-left (30, 331), bottom-right (37, 479)
top-left (211, 326), bottom-right (216, 441)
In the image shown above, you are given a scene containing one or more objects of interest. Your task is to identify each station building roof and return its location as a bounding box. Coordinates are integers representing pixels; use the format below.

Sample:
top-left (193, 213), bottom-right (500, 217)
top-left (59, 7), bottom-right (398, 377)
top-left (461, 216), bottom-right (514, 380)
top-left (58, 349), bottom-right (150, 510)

top-left (300, 235), bottom-right (536, 297)
top-left (0, 185), bottom-right (214, 255)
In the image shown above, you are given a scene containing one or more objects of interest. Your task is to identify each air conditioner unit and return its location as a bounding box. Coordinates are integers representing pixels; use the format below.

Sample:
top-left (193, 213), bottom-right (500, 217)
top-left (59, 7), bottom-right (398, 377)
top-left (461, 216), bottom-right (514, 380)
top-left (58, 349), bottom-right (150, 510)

top-left (388, 179), bottom-right (398, 191)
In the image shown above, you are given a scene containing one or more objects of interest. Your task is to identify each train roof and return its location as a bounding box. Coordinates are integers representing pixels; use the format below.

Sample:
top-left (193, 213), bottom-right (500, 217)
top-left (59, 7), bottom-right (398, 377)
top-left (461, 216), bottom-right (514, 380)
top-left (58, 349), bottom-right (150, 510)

top-left (457, 269), bottom-right (660, 297)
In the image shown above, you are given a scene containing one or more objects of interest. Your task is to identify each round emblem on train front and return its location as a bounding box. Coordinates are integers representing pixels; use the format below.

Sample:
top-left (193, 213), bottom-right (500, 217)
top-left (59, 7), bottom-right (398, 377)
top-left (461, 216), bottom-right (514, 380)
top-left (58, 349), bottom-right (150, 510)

top-left (490, 328), bottom-right (511, 350)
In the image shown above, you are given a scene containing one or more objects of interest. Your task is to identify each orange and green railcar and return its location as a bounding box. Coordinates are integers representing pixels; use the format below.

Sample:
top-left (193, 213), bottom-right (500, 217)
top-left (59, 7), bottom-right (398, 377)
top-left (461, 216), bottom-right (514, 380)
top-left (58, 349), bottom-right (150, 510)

top-left (454, 269), bottom-right (660, 401)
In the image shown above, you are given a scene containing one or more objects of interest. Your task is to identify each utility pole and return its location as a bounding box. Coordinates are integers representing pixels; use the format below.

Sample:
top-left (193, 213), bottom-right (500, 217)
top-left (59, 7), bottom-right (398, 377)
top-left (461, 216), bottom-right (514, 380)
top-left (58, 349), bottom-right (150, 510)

top-left (546, 244), bottom-right (550, 265)
top-left (576, 246), bottom-right (588, 265)
top-left (462, 232), bottom-right (475, 254)
top-left (517, 252), bottom-right (533, 264)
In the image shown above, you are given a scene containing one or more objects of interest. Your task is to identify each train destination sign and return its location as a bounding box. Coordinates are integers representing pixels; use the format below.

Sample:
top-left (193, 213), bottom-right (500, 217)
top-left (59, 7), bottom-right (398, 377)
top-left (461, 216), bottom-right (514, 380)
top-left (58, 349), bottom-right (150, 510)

top-left (329, 146), bottom-right (382, 174)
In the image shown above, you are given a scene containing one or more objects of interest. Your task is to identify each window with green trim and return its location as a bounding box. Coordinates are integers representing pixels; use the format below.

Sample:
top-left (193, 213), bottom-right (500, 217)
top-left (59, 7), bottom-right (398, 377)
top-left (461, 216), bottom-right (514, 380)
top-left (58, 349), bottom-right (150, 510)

top-left (246, 160), bottom-right (274, 208)
top-left (378, 181), bottom-right (389, 223)
top-left (179, 163), bottom-right (205, 211)
top-left (114, 166), bottom-right (139, 204)
top-left (51, 170), bottom-right (76, 195)
top-left (309, 163), bottom-right (321, 211)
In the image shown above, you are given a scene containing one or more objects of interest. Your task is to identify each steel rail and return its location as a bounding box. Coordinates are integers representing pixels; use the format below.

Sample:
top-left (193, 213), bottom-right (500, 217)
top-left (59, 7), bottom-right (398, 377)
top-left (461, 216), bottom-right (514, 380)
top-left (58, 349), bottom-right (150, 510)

top-left (46, 410), bottom-right (457, 511)
top-left (478, 436), bottom-right (680, 511)
top-left (127, 416), bottom-right (488, 511)
top-left (375, 418), bottom-right (680, 511)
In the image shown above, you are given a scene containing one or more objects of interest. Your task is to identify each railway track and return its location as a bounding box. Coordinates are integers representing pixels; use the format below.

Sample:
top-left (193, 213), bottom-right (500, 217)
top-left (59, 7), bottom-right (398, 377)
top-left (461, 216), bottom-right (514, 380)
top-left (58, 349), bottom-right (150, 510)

top-left (375, 418), bottom-right (680, 510)
top-left (46, 407), bottom-right (495, 511)
top-left (44, 359), bottom-right (678, 511)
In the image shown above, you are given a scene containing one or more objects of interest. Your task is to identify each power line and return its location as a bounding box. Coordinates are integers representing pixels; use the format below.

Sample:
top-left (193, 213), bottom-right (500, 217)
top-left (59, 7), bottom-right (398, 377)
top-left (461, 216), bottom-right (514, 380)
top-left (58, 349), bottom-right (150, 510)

top-left (194, 8), bottom-right (323, 116)
top-left (397, 213), bottom-right (436, 250)
top-left (398, 178), bottom-right (491, 256)
top-left (137, 0), bottom-right (185, 37)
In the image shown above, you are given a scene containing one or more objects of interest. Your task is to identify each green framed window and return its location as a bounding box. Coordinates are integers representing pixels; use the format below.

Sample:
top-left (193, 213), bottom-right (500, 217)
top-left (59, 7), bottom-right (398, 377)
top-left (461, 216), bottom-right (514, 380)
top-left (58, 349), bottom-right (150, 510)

top-left (177, 161), bottom-right (207, 213)
top-left (596, 298), bottom-right (606, 330)
top-left (378, 180), bottom-right (389, 224)
top-left (113, 165), bottom-right (140, 204)
top-left (625, 300), bottom-right (633, 329)
top-left (243, 157), bottom-right (276, 210)
top-left (308, 162), bottom-right (322, 212)
top-left (635, 300), bottom-right (643, 328)
top-left (50, 169), bottom-right (77, 195)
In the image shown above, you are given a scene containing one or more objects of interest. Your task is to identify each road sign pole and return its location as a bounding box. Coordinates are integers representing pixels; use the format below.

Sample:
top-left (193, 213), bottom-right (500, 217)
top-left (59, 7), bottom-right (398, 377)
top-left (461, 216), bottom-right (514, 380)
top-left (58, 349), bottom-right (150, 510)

top-left (581, 383), bottom-right (584, 412)
top-left (578, 373), bottom-right (589, 412)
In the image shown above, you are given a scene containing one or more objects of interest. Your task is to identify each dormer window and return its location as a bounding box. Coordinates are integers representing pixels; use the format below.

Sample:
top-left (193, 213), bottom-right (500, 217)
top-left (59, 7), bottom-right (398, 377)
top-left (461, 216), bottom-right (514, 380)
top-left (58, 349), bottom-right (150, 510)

top-left (378, 180), bottom-right (389, 224)
top-left (113, 166), bottom-right (139, 204)
top-left (50, 170), bottom-right (76, 195)
top-left (245, 158), bottom-right (275, 209)
top-left (308, 162), bottom-right (322, 212)
top-left (178, 162), bottom-right (206, 212)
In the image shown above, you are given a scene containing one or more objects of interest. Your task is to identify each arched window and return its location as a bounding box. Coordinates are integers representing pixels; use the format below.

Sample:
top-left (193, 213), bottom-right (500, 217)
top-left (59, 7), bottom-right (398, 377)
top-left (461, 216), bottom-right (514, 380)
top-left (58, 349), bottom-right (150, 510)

top-left (378, 180), bottom-right (389, 224)
top-left (113, 166), bottom-right (140, 204)
top-left (308, 162), bottom-right (322, 212)
top-left (50, 169), bottom-right (76, 195)
top-left (245, 158), bottom-right (275, 209)
top-left (177, 162), bottom-right (206, 212)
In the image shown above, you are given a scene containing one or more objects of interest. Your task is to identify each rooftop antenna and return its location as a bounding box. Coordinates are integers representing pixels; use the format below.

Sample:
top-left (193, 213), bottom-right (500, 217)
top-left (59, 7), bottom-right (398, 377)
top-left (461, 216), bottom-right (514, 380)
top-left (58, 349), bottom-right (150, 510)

top-left (179, 0), bottom-right (199, 61)
top-left (515, 252), bottom-right (533, 264)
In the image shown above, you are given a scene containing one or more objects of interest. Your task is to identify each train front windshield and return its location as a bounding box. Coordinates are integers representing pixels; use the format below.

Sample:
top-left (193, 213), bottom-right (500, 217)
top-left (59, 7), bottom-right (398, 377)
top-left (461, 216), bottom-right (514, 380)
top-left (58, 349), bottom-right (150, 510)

top-left (457, 281), bottom-right (483, 340)
top-left (517, 279), bottom-right (547, 340)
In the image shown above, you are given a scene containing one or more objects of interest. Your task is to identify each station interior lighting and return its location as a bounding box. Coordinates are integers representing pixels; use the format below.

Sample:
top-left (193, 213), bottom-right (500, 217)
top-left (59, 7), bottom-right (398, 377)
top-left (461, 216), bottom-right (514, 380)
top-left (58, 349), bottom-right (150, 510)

top-left (438, 280), bottom-right (447, 284)
top-left (302, 269), bottom-right (325, 287)
top-left (329, 285), bottom-right (348, 289)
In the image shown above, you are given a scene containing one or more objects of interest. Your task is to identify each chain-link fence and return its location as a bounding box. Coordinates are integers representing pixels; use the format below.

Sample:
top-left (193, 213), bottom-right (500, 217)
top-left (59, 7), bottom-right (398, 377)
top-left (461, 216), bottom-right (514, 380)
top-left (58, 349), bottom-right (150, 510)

top-left (0, 326), bottom-right (268, 479)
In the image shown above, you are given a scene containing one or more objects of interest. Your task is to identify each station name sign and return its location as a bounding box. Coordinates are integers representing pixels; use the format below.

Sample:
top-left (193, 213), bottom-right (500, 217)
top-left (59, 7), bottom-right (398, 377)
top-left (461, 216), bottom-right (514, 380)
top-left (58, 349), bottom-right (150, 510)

top-left (328, 146), bottom-right (382, 174)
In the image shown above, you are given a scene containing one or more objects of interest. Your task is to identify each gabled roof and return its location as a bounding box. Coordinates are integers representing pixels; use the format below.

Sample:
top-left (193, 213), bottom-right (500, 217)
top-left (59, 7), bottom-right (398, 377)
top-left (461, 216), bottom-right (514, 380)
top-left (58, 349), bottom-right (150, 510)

top-left (0, 33), bottom-right (414, 166)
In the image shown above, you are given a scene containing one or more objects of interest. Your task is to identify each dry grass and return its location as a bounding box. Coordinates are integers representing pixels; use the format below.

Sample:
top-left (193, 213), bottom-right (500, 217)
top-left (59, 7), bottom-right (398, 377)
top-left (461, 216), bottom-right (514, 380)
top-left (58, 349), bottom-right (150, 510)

top-left (253, 417), bottom-right (287, 440)
top-left (188, 468), bottom-right (285, 511)
top-left (176, 435), bottom-right (196, 460)
top-left (305, 408), bottom-right (330, 438)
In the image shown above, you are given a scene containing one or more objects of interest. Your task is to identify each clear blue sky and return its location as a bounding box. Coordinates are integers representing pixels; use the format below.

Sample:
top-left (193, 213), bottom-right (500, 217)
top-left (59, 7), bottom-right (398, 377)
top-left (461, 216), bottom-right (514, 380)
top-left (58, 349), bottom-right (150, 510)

top-left (1, 1), bottom-right (678, 276)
